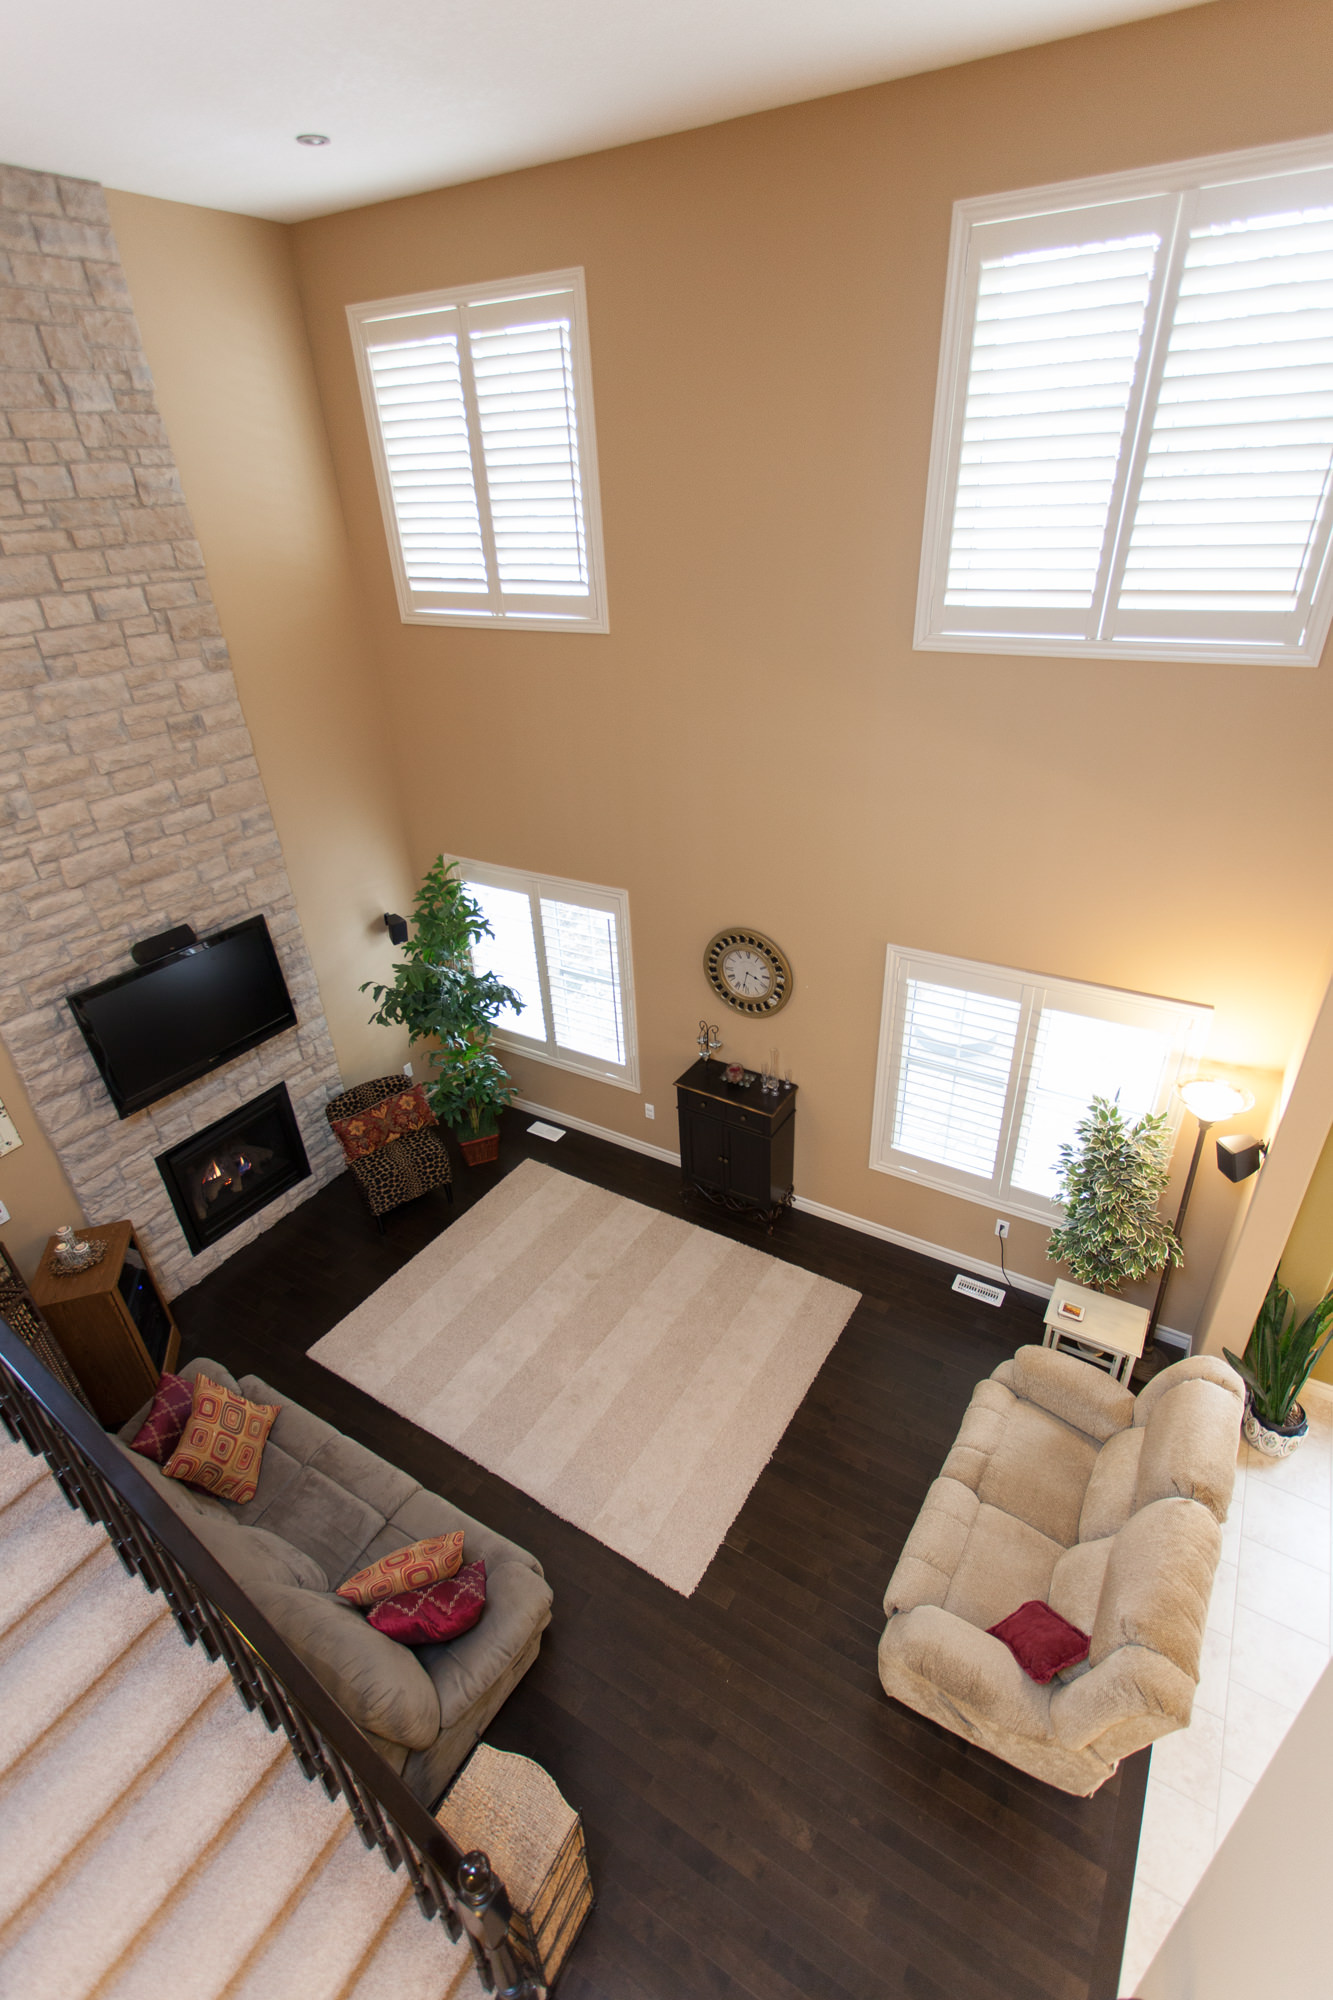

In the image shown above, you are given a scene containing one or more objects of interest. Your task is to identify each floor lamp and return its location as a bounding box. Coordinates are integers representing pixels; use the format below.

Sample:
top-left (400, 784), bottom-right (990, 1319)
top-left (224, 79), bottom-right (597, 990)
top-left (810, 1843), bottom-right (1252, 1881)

top-left (1147, 1077), bottom-right (1256, 1343)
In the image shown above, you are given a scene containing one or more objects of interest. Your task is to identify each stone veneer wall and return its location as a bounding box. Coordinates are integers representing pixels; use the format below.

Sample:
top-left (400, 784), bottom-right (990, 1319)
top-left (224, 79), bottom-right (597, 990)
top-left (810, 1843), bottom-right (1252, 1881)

top-left (0, 163), bottom-right (345, 1297)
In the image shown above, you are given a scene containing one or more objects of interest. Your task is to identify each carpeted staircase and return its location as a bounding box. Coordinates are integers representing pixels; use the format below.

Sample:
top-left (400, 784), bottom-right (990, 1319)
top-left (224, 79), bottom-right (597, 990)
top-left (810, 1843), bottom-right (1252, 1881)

top-left (0, 1432), bottom-right (483, 2000)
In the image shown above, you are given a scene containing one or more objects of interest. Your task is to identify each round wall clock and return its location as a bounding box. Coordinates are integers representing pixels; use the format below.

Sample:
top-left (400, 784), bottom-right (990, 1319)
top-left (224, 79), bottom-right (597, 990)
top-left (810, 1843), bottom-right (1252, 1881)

top-left (703, 929), bottom-right (793, 1016)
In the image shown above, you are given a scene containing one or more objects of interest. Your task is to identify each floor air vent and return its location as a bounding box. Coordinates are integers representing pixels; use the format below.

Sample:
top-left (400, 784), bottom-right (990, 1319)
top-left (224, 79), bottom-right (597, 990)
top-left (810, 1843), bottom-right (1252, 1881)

top-left (952, 1273), bottom-right (1005, 1308)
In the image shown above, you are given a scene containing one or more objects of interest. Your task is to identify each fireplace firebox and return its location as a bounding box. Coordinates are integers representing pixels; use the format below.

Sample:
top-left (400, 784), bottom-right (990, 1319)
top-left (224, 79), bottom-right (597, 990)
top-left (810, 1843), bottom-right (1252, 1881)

top-left (156, 1083), bottom-right (311, 1255)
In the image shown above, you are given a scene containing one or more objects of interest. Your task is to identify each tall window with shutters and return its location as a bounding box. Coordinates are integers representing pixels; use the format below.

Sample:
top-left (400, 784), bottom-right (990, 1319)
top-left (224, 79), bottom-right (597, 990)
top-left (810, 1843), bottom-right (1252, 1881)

top-left (916, 137), bottom-right (1333, 666)
top-left (348, 270), bottom-right (608, 632)
top-left (870, 946), bottom-right (1210, 1224)
top-left (455, 858), bottom-right (638, 1091)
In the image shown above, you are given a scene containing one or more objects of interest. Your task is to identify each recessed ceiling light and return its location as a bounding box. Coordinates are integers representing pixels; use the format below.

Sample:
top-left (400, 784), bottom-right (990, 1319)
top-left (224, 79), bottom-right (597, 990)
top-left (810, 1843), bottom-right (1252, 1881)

top-left (296, 133), bottom-right (330, 147)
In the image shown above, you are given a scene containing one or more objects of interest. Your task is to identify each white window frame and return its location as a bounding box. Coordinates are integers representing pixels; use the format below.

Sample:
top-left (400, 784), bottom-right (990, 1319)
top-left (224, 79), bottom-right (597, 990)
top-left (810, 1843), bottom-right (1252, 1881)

top-left (916, 132), bottom-right (1333, 667)
top-left (456, 857), bottom-right (639, 1092)
top-left (870, 945), bottom-right (1211, 1226)
top-left (348, 268), bottom-right (609, 633)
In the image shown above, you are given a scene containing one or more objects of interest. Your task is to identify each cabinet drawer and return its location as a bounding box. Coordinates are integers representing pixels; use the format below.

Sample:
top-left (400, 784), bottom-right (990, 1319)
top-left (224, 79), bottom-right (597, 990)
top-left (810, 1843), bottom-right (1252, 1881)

top-left (722, 1102), bottom-right (768, 1131)
top-left (678, 1088), bottom-right (721, 1121)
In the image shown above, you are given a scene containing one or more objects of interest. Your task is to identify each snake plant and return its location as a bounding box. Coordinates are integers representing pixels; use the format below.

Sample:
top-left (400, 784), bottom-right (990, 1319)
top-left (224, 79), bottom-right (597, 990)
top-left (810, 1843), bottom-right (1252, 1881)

top-left (1225, 1271), bottom-right (1333, 1429)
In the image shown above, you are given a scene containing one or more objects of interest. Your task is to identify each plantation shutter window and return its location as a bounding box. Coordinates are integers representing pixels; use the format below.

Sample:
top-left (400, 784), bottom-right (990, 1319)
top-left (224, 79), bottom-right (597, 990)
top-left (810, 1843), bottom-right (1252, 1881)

top-left (917, 140), bottom-right (1333, 665)
top-left (871, 947), bottom-right (1209, 1225)
top-left (460, 860), bottom-right (638, 1091)
top-left (349, 271), bottom-right (608, 632)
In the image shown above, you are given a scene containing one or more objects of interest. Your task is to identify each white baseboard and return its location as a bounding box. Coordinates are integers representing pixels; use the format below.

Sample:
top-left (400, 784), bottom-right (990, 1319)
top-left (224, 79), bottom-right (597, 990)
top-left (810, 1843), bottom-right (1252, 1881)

top-left (510, 1096), bottom-right (1192, 1352)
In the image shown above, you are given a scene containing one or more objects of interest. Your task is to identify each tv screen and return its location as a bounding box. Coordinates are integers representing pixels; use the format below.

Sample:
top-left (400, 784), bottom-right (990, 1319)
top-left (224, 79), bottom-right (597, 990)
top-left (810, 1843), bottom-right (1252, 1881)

top-left (67, 915), bottom-right (298, 1117)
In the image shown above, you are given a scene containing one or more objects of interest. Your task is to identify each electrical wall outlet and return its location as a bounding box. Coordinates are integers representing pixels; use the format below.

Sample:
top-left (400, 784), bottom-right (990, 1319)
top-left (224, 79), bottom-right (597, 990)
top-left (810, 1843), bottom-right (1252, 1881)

top-left (0, 1198), bottom-right (10, 1226)
top-left (403, 1061), bottom-right (413, 1079)
top-left (644, 1103), bottom-right (655, 1120)
top-left (994, 1218), bottom-right (1010, 1238)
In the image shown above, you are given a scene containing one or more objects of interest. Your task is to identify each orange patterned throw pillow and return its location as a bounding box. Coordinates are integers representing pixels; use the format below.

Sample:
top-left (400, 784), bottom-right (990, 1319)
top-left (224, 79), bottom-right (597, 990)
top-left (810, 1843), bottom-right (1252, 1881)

top-left (161, 1375), bottom-right (278, 1506)
top-left (335, 1531), bottom-right (466, 1606)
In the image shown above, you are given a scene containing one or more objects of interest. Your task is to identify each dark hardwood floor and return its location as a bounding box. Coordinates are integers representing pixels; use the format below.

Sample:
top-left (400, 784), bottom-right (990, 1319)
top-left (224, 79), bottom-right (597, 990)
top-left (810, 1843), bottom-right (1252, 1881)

top-left (171, 1110), bottom-right (1146, 2000)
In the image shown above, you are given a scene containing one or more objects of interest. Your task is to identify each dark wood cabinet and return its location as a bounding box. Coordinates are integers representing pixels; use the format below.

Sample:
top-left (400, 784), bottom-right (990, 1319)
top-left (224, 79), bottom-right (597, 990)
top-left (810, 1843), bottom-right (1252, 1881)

top-left (674, 1061), bottom-right (797, 1228)
top-left (30, 1221), bottom-right (180, 1427)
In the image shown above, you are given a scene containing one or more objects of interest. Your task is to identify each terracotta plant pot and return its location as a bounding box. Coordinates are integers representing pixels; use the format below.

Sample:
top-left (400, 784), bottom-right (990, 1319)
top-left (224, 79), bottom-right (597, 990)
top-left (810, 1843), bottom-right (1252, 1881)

top-left (1242, 1391), bottom-right (1308, 1460)
top-left (459, 1132), bottom-right (500, 1167)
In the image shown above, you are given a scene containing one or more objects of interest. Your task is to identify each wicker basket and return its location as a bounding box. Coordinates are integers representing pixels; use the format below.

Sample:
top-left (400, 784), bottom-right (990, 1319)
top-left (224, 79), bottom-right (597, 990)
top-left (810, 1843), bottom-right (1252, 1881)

top-left (437, 1744), bottom-right (592, 1989)
top-left (458, 1132), bottom-right (501, 1167)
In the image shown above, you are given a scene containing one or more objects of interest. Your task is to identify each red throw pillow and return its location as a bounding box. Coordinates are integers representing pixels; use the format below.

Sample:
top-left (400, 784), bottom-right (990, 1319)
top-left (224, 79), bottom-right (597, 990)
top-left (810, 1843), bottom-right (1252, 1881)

top-left (988, 1601), bottom-right (1090, 1683)
top-left (128, 1371), bottom-right (194, 1465)
top-left (367, 1560), bottom-right (487, 1644)
top-left (331, 1085), bottom-right (435, 1163)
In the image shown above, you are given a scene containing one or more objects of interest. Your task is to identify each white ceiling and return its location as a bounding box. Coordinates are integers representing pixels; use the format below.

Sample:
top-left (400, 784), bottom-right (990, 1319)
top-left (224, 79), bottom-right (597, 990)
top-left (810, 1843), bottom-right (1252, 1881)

top-left (3, 0), bottom-right (1211, 223)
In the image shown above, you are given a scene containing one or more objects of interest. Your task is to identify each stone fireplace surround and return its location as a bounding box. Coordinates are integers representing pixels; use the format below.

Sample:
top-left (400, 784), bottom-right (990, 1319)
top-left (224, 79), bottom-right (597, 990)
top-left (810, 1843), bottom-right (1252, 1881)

top-left (0, 162), bottom-right (345, 1297)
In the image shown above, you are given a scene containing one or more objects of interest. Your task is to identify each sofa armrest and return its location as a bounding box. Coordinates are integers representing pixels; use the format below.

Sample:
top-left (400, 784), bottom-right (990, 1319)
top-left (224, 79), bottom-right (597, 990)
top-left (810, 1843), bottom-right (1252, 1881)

top-left (1051, 1642), bottom-right (1196, 1757)
top-left (993, 1345), bottom-right (1135, 1442)
top-left (878, 1605), bottom-right (1052, 1741)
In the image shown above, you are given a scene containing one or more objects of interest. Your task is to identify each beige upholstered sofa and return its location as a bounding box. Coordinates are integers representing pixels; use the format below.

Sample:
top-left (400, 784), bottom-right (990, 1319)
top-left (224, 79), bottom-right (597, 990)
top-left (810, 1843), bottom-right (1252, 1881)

top-left (879, 1344), bottom-right (1244, 1796)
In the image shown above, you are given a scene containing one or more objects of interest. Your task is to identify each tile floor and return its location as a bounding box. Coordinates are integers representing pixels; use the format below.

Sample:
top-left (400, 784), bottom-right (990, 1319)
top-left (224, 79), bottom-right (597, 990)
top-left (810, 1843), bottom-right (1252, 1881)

top-left (1118, 1378), bottom-right (1333, 1994)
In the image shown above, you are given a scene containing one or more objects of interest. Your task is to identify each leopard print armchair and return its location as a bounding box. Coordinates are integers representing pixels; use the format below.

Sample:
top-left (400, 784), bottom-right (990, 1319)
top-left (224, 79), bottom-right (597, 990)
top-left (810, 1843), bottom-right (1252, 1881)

top-left (325, 1074), bottom-right (453, 1222)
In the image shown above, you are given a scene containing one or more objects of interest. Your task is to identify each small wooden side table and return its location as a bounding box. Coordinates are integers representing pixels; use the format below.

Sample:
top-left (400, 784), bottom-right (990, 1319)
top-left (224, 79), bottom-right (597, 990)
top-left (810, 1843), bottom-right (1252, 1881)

top-left (1042, 1278), bottom-right (1149, 1387)
top-left (30, 1221), bottom-right (180, 1427)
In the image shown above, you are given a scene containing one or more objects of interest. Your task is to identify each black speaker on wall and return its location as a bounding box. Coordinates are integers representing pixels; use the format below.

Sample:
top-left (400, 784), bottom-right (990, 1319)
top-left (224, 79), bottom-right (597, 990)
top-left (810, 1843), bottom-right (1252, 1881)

top-left (130, 924), bottom-right (197, 966)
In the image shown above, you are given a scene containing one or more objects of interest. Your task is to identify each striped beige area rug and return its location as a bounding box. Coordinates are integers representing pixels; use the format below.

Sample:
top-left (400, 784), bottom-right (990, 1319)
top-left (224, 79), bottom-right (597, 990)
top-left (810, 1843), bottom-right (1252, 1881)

top-left (310, 1160), bottom-right (860, 1596)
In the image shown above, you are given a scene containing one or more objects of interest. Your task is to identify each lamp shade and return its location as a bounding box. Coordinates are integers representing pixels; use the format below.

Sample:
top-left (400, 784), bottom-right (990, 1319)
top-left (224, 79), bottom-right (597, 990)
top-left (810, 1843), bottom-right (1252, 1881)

top-left (1178, 1078), bottom-right (1254, 1124)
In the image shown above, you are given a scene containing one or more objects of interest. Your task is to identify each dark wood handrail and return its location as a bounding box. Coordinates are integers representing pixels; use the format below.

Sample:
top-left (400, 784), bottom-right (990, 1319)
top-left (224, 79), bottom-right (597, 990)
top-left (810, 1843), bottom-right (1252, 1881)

top-left (0, 1316), bottom-right (536, 1999)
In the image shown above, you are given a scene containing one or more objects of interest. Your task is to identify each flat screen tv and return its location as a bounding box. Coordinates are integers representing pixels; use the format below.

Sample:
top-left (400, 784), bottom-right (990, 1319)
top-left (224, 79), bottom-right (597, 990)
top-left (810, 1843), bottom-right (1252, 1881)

top-left (67, 915), bottom-right (298, 1118)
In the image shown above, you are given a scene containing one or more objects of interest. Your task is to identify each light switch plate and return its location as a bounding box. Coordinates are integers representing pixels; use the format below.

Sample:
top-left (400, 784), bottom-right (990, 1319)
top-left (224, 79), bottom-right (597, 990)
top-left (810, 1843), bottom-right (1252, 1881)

top-left (0, 1098), bottom-right (21, 1157)
top-left (0, 1198), bottom-right (10, 1225)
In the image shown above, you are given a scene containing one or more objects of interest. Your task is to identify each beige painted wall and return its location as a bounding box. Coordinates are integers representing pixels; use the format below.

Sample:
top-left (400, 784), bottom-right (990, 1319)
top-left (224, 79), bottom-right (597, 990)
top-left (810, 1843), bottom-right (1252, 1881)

top-left (284, 0), bottom-right (1333, 1334)
top-left (0, 1038), bottom-right (82, 1281)
top-left (103, 192), bottom-right (415, 1087)
top-left (1279, 1109), bottom-right (1333, 1384)
top-left (1139, 1656), bottom-right (1333, 1996)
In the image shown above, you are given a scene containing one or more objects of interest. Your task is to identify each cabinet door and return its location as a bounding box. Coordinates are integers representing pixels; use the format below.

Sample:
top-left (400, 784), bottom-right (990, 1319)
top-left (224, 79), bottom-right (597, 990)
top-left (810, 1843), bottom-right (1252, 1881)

top-left (679, 1102), bottom-right (727, 1190)
top-left (724, 1124), bottom-right (772, 1205)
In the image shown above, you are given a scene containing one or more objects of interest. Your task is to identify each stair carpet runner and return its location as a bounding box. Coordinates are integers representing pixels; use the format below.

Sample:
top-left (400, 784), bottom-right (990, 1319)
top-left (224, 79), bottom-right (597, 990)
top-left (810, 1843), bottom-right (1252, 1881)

top-left (0, 1432), bottom-right (484, 2000)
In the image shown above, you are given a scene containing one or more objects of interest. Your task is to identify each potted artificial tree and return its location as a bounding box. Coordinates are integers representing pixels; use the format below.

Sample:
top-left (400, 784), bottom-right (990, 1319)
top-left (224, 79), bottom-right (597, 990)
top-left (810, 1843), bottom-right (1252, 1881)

top-left (363, 857), bottom-right (523, 1165)
top-left (1224, 1271), bottom-right (1333, 1458)
top-left (1046, 1094), bottom-right (1182, 1302)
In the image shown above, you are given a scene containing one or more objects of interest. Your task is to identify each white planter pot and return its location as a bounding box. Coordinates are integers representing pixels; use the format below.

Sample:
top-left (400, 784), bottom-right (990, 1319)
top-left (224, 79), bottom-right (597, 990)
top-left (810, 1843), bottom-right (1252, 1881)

top-left (1242, 1393), bottom-right (1308, 1459)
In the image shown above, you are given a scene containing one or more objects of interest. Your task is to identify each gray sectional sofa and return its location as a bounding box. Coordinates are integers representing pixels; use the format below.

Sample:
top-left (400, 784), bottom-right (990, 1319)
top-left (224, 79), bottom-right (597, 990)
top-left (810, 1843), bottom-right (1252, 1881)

top-left (117, 1357), bottom-right (553, 1806)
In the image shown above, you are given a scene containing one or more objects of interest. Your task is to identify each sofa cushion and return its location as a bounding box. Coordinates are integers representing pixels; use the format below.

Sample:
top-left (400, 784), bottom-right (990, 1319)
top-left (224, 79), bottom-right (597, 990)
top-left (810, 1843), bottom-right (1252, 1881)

top-left (999, 1346), bottom-right (1135, 1443)
top-left (975, 1398), bottom-right (1098, 1547)
top-left (1089, 1495), bottom-right (1220, 1677)
top-left (113, 1437), bottom-right (233, 1525)
top-left (1079, 1428), bottom-right (1145, 1542)
top-left (942, 1503), bottom-right (1063, 1631)
top-left (884, 1476), bottom-right (978, 1616)
top-left (187, 1512), bottom-right (328, 1593)
top-left (1049, 1537), bottom-right (1112, 1636)
top-left (248, 1583), bottom-right (442, 1751)
top-left (1134, 1378), bottom-right (1240, 1524)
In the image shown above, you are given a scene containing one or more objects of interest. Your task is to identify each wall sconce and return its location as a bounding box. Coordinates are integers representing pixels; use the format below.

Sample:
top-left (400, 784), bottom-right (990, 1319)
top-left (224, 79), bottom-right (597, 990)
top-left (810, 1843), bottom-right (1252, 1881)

top-left (1216, 1131), bottom-right (1267, 1182)
top-left (1147, 1077), bottom-right (1256, 1341)
top-left (383, 912), bottom-right (408, 947)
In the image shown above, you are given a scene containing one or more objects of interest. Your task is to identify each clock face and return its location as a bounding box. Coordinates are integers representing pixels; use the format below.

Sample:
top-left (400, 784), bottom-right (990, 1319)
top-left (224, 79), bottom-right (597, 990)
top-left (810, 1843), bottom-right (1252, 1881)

top-left (703, 929), bottom-right (793, 1016)
top-left (722, 947), bottom-right (773, 1000)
